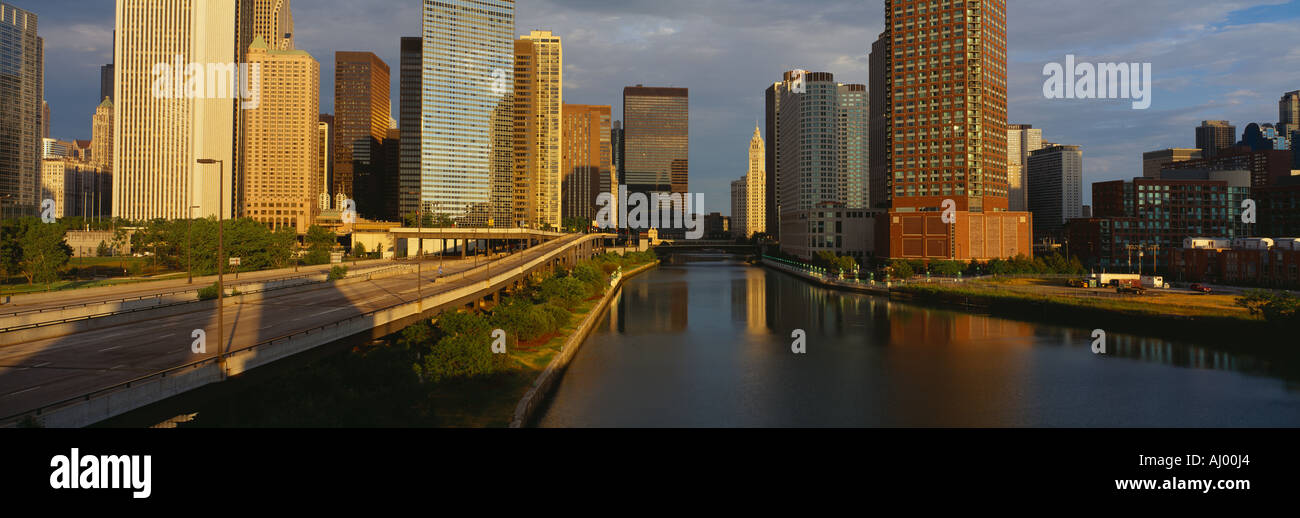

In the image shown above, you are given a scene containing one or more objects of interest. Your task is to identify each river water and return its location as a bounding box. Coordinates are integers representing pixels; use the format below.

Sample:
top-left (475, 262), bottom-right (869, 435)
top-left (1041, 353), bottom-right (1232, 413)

top-left (537, 257), bottom-right (1300, 427)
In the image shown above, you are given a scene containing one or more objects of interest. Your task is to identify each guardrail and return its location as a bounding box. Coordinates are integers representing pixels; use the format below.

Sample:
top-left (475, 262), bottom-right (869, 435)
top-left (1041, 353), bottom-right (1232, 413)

top-left (1, 233), bottom-right (608, 426)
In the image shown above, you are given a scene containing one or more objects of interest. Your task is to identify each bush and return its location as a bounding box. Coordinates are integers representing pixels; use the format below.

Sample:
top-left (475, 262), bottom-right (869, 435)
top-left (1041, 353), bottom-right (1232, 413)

top-left (571, 263), bottom-right (608, 295)
top-left (543, 303), bottom-right (571, 330)
top-left (328, 265), bottom-right (348, 280)
top-left (539, 275), bottom-right (590, 309)
top-left (198, 282), bottom-right (221, 301)
top-left (490, 297), bottom-right (559, 343)
top-left (889, 259), bottom-right (914, 280)
top-left (411, 311), bottom-right (502, 383)
top-left (1237, 290), bottom-right (1300, 325)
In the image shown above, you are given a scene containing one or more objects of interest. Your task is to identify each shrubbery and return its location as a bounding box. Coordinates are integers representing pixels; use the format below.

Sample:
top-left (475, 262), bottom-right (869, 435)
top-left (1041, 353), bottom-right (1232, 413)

top-left (328, 265), bottom-right (348, 280)
top-left (1237, 290), bottom-right (1300, 326)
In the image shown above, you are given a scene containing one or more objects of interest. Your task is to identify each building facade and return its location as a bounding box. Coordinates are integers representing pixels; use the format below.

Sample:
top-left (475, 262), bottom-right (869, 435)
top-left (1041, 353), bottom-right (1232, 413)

top-left (1142, 148), bottom-right (1201, 179)
top-left (242, 37), bottom-right (319, 232)
top-left (398, 36), bottom-right (421, 220)
top-left (1006, 124), bottom-right (1043, 211)
top-left (0, 2), bottom-right (42, 217)
top-left (623, 86), bottom-right (689, 197)
top-left (1196, 120), bottom-right (1237, 159)
top-left (837, 83), bottom-right (869, 209)
top-left (560, 104), bottom-right (612, 226)
top-left (744, 126), bottom-right (767, 237)
top-left (1027, 144), bottom-right (1082, 240)
top-left (333, 51), bottom-right (390, 213)
top-left (514, 31), bottom-right (563, 229)
top-left (873, 0), bottom-right (1031, 261)
top-left (1280, 90), bottom-right (1300, 136)
top-left (420, 0), bottom-right (515, 227)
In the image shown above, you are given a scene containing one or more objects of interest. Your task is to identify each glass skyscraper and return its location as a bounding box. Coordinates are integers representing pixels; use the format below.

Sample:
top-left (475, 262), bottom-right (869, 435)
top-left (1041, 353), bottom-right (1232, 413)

top-left (623, 86), bottom-right (689, 196)
top-left (0, 2), bottom-right (42, 216)
top-left (421, 0), bottom-right (515, 227)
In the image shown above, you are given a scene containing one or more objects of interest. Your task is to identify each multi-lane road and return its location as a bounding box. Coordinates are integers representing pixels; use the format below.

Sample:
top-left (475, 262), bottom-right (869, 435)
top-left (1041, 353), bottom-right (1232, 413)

top-left (0, 236), bottom-right (581, 420)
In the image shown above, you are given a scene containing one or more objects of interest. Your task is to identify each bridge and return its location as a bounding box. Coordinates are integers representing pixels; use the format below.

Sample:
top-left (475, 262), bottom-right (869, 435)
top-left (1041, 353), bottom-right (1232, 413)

top-left (652, 240), bottom-right (762, 255)
top-left (0, 233), bottom-right (616, 428)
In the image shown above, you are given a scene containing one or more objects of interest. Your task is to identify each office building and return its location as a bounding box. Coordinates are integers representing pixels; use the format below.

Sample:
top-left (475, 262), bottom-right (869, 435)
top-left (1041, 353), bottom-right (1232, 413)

top-left (1280, 90), bottom-right (1300, 136)
top-left (334, 51), bottom-right (390, 212)
top-left (611, 120), bottom-right (624, 184)
top-left (420, 0), bottom-right (515, 227)
top-left (1026, 144), bottom-right (1083, 240)
top-left (1196, 120), bottom-right (1237, 159)
top-left (515, 31), bottom-right (563, 229)
top-left (743, 126), bottom-right (766, 237)
top-left (623, 86), bottom-right (689, 197)
top-left (764, 71), bottom-right (797, 237)
top-left (837, 84), bottom-right (869, 209)
top-left (0, 2), bottom-right (42, 216)
top-left (1142, 148), bottom-right (1200, 178)
top-left (731, 177), bottom-right (747, 238)
top-left (91, 98), bottom-right (112, 173)
top-left (251, 0), bottom-right (294, 50)
top-left (1006, 124), bottom-right (1043, 210)
top-left (242, 37), bottom-right (319, 232)
top-left (317, 119), bottom-right (330, 211)
top-left (872, 0), bottom-right (1031, 260)
top-left (398, 36), bottom-right (421, 220)
top-left (112, 0), bottom-right (251, 221)
top-left (560, 104), bottom-right (613, 225)
top-left (778, 72), bottom-right (839, 217)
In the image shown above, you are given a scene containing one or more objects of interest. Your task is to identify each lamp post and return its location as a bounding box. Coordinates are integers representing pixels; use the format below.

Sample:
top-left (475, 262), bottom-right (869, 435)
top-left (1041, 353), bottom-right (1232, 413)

top-left (196, 159), bottom-right (225, 375)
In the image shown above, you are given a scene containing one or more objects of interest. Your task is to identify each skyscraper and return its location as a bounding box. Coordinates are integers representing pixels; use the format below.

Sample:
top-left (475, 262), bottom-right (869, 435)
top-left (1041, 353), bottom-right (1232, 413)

top-left (515, 31), bottom-right (563, 229)
top-left (611, 120), bottom-right (624, 184)
top-left (251, 0), bottom-right (294, 50)
top-left (91, 97), bottom-right (112, 173)
top-left (317, 118), bottom-right (330, 211)
top-left (875, 0), bottom-right (1030, 260)
top-left (112, 0), bottom-right (244, 221)
top-left (242, 37), bottom-right (319, 232)
top-left (731, 177), bottom-right (747, 238)
top-left (398, 36), bottom-right (422, 220)
top-left (623, 86), bottom-right (689, 197)
top-left (745, 126), bottom-right (767, 237)
top-left (837, 83), bottom-right (869, 209)
top-left (560, 104), bottom-right (612, 226)
top-left (1027, 144), bottom-right (1082, 240)
top-left (778, 72), bottom-right (839, 218)
top-left (1196, 120), bottom-right (1237, 159)
top-left (421, 0), bottom-right (515, 227)
top-left (765, 71), bottom-right (800, 237)
top-left (333, 51), bottom-right (390, 214)
top-left (0, 2), bottom-right (42, 216)
top-left (1006, 124), bottom-right (1042, 211)
top-left (1280, 90), bottom-right (1300, 136)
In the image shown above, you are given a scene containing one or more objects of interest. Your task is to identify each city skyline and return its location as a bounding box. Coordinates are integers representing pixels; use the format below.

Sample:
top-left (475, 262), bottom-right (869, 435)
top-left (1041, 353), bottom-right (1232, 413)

top-left (17, 0), bottom-right (1300, 215)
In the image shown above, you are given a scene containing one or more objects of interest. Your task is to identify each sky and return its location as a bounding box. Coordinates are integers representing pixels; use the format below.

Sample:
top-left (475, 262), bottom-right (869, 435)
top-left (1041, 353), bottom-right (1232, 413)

top-left (19, 0), bottom-right (1300, 213)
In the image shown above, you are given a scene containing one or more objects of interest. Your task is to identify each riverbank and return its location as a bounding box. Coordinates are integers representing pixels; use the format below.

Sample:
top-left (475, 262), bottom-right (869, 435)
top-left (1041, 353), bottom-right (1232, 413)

top-left (171, 254), bottom-right (660, 428)
top-left (510, 260), bottom-right (660, 428)
top-left (762, 258), bottom-right (1290, 352)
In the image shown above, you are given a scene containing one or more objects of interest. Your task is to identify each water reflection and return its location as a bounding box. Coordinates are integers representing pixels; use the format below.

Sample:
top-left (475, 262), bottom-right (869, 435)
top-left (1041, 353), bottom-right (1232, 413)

top-left (538, 259), bottom-right (1300, 427)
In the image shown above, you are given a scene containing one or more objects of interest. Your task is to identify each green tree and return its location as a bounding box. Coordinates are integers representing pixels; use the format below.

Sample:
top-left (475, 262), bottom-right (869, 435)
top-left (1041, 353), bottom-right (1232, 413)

top-left (268, 227), bottom-right (298, 269)
top-left (304, 225), bottom-right (336, 265)
top-left (352, 242), bottom-right (367, 257)
top-left (18, 222), bottom-right (72, 285)
top-left (888, 259), bottom-right (914, 280)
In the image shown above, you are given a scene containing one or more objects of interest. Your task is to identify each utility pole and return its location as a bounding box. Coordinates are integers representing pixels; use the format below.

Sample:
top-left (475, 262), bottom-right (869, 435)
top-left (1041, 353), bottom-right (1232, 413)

top-left (197, 159), bottom-right (225, 377)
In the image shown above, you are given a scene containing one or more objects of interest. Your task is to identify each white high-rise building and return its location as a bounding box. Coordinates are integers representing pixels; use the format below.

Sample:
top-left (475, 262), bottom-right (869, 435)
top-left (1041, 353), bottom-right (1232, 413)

top-left (1007, 124), bottom-right (1043, 213)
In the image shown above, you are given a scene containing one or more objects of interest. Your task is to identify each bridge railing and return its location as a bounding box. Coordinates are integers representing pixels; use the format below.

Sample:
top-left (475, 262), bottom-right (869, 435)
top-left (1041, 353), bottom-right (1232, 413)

top-left (1, 233), bottom-right (612, 427)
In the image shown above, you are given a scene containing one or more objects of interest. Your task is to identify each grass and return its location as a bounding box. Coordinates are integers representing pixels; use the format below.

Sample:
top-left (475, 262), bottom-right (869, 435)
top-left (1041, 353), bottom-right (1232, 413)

top-left (899, 281), bottom-right (1255, 321)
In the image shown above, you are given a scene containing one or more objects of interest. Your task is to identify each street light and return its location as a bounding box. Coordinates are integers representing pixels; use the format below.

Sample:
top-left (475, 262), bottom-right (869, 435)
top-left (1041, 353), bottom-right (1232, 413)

top-left (196, 158), bottom-right (225, 376)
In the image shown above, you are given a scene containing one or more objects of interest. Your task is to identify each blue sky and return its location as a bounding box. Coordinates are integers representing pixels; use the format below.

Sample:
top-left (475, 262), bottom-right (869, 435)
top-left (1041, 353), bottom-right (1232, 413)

top-left (18, 0), bottom-right (1300, 211)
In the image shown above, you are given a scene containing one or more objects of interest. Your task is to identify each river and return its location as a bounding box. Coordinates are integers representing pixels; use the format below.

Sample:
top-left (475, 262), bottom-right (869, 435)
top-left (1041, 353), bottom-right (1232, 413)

top-left (536, 257), bottom-right (1300, 427)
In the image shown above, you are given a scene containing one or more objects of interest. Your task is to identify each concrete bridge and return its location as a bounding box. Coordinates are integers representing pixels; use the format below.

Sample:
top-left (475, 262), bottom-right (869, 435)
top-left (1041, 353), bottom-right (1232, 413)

top-left (0, 233), bottom-right (616, 428)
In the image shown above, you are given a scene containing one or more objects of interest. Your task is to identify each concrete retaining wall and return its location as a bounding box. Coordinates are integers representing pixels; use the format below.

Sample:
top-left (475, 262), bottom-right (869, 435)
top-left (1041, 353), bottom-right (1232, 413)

top-left (509, 261), bottom-right (660, 428)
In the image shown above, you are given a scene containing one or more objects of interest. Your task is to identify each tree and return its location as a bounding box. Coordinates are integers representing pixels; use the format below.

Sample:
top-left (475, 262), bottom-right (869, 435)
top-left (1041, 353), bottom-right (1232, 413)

top-left (268, 227), bottom-right (298, 269)
top-left (352, 242), bottom-right (367, 257)
top-left (18, 222), bottom-right (72, 285)
top-left (888, 259), bottom-right (914, 280)
top-left (304, 225), bottom-right (336, 265)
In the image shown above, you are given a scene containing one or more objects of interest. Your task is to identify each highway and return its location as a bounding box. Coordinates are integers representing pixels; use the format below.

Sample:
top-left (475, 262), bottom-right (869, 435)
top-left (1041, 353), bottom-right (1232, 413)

top-left (0, 236), bottom-right (581, 420)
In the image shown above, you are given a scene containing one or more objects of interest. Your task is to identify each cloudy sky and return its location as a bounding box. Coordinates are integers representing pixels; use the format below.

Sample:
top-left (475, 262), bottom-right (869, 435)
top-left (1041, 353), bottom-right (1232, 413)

top-left (19, 0), bottom-right (1300, 211)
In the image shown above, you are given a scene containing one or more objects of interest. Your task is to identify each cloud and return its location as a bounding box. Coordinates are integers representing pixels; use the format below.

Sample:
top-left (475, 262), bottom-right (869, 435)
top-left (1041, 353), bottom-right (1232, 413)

top-left (22, 0), bottom-right (1300, 211)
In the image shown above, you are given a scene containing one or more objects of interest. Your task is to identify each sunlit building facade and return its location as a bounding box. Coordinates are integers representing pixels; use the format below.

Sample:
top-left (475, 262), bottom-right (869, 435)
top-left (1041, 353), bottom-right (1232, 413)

top-left (243, 37), bottom-right (319, 232)
top-left (623, 86), bottom-right (689, 197)
top-left (421, 0), bottom-right (515, 227)
top-left (0, 2), bottom-right (42, 216)
top-left (560, 104), bottom-right (612, 226)
top-left (515, 31), bottom-right (563, 229)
